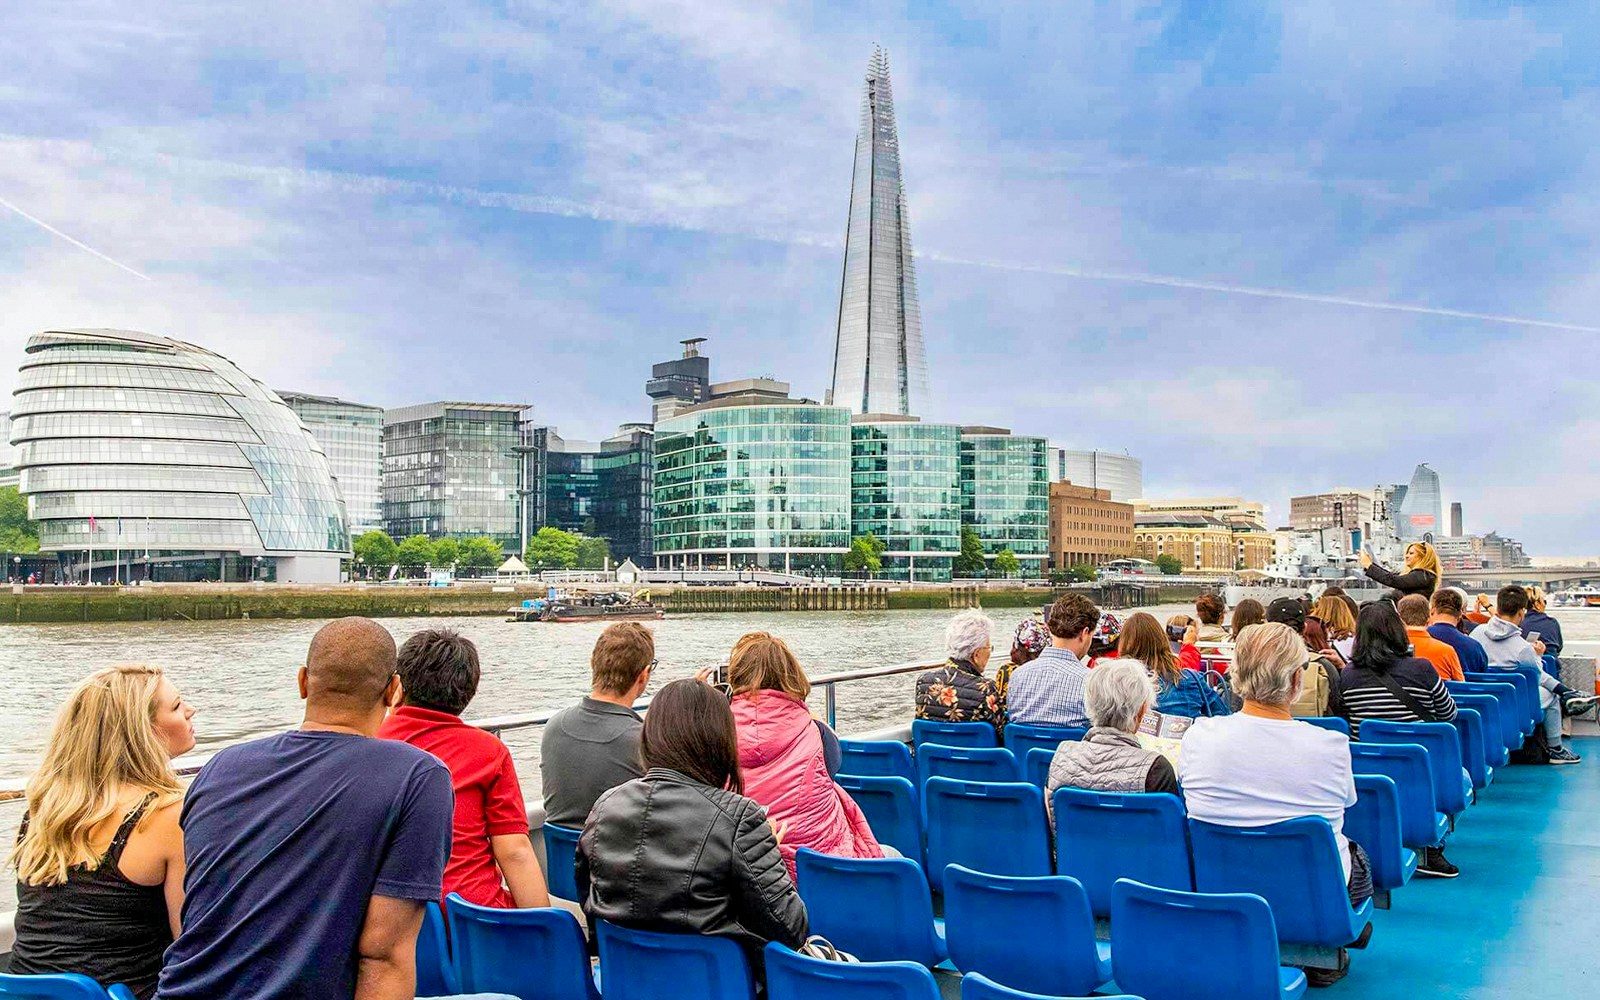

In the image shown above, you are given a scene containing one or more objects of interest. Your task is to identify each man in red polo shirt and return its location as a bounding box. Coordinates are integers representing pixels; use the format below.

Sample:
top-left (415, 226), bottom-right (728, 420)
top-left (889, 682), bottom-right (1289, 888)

top-left (379, 628), bottom-right (549, 909)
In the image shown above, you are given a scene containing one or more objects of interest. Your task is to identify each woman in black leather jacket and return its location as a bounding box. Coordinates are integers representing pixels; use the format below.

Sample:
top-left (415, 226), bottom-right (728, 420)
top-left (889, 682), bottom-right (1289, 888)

top-left (576, 678), bottom-right (808, 971)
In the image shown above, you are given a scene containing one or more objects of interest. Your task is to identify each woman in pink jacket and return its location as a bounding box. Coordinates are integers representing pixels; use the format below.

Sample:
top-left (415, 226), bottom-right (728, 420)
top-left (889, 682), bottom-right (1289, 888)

top-left (728, 632), bottom-right (883, 879)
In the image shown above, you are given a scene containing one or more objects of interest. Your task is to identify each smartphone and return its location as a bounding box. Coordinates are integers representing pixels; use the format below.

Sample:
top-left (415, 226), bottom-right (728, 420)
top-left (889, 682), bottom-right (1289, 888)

top-left (1166, 625), bottom-right (1187, 642)
top-left (1527, 631), bottom-right (1540, 644)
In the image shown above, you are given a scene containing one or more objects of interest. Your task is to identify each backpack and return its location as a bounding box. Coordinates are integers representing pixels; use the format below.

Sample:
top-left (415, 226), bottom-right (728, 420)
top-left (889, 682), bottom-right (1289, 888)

top-left (1290, 656), bottom-right (1343, 718)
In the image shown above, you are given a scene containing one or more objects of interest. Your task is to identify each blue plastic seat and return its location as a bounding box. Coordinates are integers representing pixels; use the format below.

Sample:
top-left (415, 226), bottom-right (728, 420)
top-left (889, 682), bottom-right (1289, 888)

top-left (1300, 716), bottom-right (1350, 737)
top-left (1449, 692), bottom-right (1509, 769)
top-left (418, 900), bottom-right (461, 997)
top-left (1349, 743), bottom-right (1447, 849)
top-left (764, 943), bottom-right (939, 1000)
top-left (912, 719), bottom-right (998, 750)
top-left (1024, 747), bottom-right (1053, 789)
top-left (1004, 723), bottom-right (1086, 761)
top-left (1499, 663), bottom-right (1546, 729)
top-left (1464, 671), bottom-right (1536, 734)
top-left (960, 972), bottom-right (1143, 1000)
top-left (923, 778), bottom-right (1051, 892)
top-left (596, 920), bottom-right (754, 1000)
top-left (942, 864), bottom-right (1111, 997)
top-left (840, 739), bottom-right (916, 782)
top-left (1359, 720), bottom-right (1471, 818)
top-left (1110, 879), bottom-right (1307, 1000)
top-left (838, 774), bottom-right (923, 867)
top-left (917, 745), bottom-right (1020, 787)
top-left (446, 893), bottom-right (601, 1000)
top-left (1051, 787), bottom-right (1192, 919)
top-left (1448, 680), bottom-right (1522, 753)
top-left (794, 849), bottom-right (946, 966)
top-left (1343, 774), bottom-right (1417, 907)
top-left (1190, 818), bottom-right (1372, 954)
top-left (0, 975), bottom-right (137, 1000)
top-left (543, 821), bottom-right (582, 901)
top-left (1450, 708), bottom-right (1492, 791)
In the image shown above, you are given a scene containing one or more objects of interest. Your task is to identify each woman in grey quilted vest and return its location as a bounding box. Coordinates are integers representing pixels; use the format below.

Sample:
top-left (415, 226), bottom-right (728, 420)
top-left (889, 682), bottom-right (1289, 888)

top-left (1046, 658), bottom-right (1180, 825)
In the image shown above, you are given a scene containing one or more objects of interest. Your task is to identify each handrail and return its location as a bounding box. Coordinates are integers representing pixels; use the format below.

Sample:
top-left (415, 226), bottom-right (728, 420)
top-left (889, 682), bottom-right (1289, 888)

top-left (0, 656), bottom-right (943, 802)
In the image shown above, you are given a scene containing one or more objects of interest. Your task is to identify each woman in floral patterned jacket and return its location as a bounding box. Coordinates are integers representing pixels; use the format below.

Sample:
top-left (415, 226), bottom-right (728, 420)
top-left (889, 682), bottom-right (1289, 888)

top-left (915, 608), bottom-right (1006, 736)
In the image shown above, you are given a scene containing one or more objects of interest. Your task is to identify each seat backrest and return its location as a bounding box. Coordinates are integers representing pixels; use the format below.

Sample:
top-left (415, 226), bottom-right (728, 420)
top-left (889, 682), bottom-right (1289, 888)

top-left (1448, 680), bottom-right (1521, 750)
top-left (923, 778), bottom-right (1051, 892)
top-left (1349, 742), bottom-right (1440, 849)
top-left (839, 739), bottom-right (916, 782)
top-left (960, 972), bottom-right (1141, 1000)
top-left (794, 849), bottom-right (943, 966)
top-left (1024, 747), bottom-right (1053, 789)
top-left (763, 944), bottom-right (939, 1000)
top-left (1110, 878), bottom-right (1286, 1000)
top-left (917, 745), bottom-right (1020, 787)
top-left (1464, 670), bottom-right (1535, 730)
top-left (447, 893), bottom-right (599, 1000)
top-left (0, 973), bottom-right (118, 999)
top-left (1300, 716), bottom-right (1350, 737)
top-left (1189, 817), bottom-right (1360, 948)
top-left (417, 900), bottom-right (460, 998)
top-left (1051, 787), bottom-right (1191, 918)
top-left (942, 864), bottom-right (1106, 998)
top-left (1450, 691), bottom-right (1508, 768)
top-left (1359, 720), bottom-right (1468, 816)
top-left (912, 719), bottom-right (999, 750)
top-left (837, 775), bottom-right (923, 867)
top-left (1450, 708), bottom-right (1490, 790)
top-left (1003, 724), bottom-right (1086, 760)
top-left (1344, 774), bottom-right (1410, 892)
top-left (543, 822), bottom-right (583, 901)
top-left (596, 920), bottom-right (754, 1000)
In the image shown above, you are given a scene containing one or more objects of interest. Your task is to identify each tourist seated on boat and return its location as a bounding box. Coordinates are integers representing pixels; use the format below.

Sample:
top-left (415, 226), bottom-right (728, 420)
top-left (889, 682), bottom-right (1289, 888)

top-left (1338, 601), bottom-right (1458, 736)
top-left (994, 616), bottom-right (1050, 702)
top-left (1085, 611), bottom-right (1124, 668)
top-left (1230, 598), bottom-right (1266, 637)
top-left (378, 628), bottom-right (549, 910)
top-left (1119, 611), bottom-right (1228, 719)
top-left (577, 678), bottom-right (808, 976)
top-left (1180, 622), bottom-right (1371, 984)
top-left (1310, 594), bottom-right (1357, 662)
top-left (1007, 594), bottom-right (1099, 729)
top-left (541, 621), bottom-right (652, 830)
top-left (916, 608), bottom-right (1006, 734)
top-left (1426, 588), bottom-right (1489, 673)
top-left (157, 617), bottom-right (458, 1000)
top-left (1194, 592), bottom-right (1229, 643)
top-left (9, 666), bottom-right (195, 1000)
top-left (1393, 595), bottom-right (1463, 682)
top-left (1474, 586), bottom-right (1597, 764)
top-left (1521, 586), bottom-right (1565, 679)
top-left (1046, 658), bottom-right (1180, 824)
top-left (1360, 540), bottom-right (1442, 600)
top-left (727, 631), bottom-right (883, 878)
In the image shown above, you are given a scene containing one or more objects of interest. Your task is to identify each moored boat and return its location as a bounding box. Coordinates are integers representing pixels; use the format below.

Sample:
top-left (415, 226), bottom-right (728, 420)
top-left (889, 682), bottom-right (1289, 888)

top-left (507, 590), bottom-right (664, 622)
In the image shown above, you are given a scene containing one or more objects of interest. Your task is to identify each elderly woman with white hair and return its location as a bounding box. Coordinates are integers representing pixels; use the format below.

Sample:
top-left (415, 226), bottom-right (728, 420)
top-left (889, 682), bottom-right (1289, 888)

top-left (1046, 659), bottom-right (1179, 809)
top-left (915, 608), bottom-right (1005, 735)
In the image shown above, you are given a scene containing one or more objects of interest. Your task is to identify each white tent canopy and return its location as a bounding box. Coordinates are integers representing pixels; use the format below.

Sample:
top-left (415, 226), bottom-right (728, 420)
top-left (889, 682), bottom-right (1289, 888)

top-left (497, 556), bottom-right (531, 576)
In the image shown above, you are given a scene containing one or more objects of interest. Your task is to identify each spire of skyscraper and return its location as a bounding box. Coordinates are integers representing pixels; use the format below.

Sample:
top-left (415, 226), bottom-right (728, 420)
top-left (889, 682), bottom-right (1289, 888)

top-left (828, 46), bottom-right (929, 416)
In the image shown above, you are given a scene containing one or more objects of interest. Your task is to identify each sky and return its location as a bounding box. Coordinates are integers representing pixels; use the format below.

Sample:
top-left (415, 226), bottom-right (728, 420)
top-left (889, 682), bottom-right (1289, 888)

top-left (2, 1), bottom-right (1599, 552)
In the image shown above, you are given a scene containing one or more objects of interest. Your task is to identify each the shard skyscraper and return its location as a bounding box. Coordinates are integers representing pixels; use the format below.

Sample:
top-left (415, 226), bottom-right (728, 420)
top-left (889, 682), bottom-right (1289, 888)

top-left (828, 47), bottom-right (929, 417)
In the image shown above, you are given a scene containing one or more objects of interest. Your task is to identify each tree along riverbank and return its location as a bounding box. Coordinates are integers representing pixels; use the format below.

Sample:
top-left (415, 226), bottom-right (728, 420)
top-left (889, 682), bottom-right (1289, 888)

top-left (0, 581), bottom-right (1210, 623)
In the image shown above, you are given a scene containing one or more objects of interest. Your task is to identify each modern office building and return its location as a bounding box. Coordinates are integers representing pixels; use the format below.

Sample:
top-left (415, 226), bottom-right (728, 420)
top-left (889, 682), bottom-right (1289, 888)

top-left (278, 391), bottom-right (384, 536)
top-left (653, 397), bottom-right (852, 573)
top-left (1049, 449), bottom-right (1144, 503)
top-left (828, 46), bottom-right (928, 417)
top-left (1288, 489), bottom-right (1375, 534)
top-left (958, 427), bottom-right (1049, 576)
top-left (646, 338), bottom-right (712, 421)
top-left (537, 424), bottom-right (654, 563)
top-left (1450, 501), bottom-right (1464, 537)
top-left (8, 328), bottom-right (349, 582)
top-left (850, 416), bottom-right (960, 581)
top-left (381, 402), bottom-right (532, 551)
top-left (1048, 482), bottom-right (1135, 570)
top-left (1396, 463), bottom-right (1442, 539)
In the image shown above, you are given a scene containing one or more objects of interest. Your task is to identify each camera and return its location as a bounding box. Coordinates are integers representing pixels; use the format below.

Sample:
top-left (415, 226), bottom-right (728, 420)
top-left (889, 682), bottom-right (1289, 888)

top-left (1166, 624), bottom-right (1187, 642)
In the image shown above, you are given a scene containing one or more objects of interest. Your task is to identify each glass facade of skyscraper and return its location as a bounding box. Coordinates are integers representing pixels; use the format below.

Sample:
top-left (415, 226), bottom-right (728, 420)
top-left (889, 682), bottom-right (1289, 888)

top-left (850, 419), bottom-right (960, 581)
top-left (382, 402), bottom-right (530, 550)
top-left (959, 429), bottom-right (1049, 574)
top-left (540, 425), bottom-right (654, 563)
top-left (279, 392), bottom-right (384, 536)
top-left (1397, 463), bottom-right (1442, 539)
top-left (654, 404), bottom-right (851, 572)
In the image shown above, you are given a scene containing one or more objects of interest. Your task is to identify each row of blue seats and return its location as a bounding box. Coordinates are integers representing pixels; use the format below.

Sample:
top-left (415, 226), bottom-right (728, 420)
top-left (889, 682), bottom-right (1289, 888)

top-left (0, 975), bottom-right (136, 999)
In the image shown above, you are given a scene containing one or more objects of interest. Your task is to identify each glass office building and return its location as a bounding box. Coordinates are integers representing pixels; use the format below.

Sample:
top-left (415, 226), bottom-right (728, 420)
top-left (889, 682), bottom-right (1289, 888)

top-left (8, 328), bottom-right (349, 582)
top-left (654, 403), bottom-right (851, 572)
top-left (382, 402), bottom-right (531, 551)
top-left (850, 418), bottom-right (960, 581)
top-left (959, 428), bottom-right (1049, 576)
top-left (278, 391), bottom-right (384, 536)
top-left (1397, 463), bottom-right (1442, 539)
top-left (1050, 448), bottom-right (1143, 502)
top-left (538, 425), bottom-right (654, 563)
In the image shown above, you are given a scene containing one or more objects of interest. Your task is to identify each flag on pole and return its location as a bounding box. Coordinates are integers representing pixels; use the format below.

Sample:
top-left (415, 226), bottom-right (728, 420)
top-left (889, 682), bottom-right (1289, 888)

top-left (88, 515), bottom-right (97, 534)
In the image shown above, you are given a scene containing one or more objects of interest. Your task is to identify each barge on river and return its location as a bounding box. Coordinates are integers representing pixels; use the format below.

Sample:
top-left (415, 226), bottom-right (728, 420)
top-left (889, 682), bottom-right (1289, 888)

top-left (507, 590), bottom-right (664, 623)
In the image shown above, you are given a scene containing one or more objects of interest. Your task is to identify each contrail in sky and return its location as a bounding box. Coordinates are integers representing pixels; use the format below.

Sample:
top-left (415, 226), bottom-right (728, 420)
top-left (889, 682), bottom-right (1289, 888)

top-left (0, 193), bottom-right (151, 281)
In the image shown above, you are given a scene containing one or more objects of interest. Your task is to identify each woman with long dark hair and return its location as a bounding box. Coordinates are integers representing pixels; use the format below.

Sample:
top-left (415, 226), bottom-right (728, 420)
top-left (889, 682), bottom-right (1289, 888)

top-left (577, 678), bottom-right (808, 970)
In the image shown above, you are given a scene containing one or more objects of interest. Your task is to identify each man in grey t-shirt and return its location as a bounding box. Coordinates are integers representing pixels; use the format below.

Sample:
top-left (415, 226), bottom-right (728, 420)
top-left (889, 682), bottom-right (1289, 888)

top-left (540, 622), bottom-right (654, 828)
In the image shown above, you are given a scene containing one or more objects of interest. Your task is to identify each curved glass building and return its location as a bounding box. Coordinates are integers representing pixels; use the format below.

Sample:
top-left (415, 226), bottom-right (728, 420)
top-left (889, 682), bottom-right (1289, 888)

top-left (851, 418), bottom-right (960, 581)
top-left (653, 403), bottom-right (851, 573)
top-left (959, 428), bottom-right (1049, 576)
top-left (9, 329), bottom-right (349, 582)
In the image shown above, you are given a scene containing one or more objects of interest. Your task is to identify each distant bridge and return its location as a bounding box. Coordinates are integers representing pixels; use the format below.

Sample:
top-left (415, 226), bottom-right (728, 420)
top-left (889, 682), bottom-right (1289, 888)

top-left (1443, 566), bottom-right (1600, 589)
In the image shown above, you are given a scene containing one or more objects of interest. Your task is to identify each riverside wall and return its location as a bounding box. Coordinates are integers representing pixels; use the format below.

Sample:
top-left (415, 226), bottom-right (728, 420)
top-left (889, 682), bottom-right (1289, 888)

top-left (0, 580), bottom-right (1212, 623)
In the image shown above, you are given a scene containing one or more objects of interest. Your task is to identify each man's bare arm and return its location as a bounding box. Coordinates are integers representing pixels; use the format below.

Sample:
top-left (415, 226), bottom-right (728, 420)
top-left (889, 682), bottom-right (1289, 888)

top-left (354, 895), bottom-right (424, 1000)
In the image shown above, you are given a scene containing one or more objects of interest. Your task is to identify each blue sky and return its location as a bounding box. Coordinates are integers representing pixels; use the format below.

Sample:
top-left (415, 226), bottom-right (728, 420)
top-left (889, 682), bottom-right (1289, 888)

top-left (2, 1), bottom-right (1598, 552)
